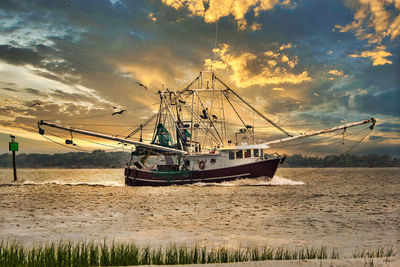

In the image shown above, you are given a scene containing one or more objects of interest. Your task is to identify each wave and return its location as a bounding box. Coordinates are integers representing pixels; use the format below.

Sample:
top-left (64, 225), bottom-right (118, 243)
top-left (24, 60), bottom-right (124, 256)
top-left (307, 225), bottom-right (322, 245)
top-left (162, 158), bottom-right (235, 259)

top-left (21, 180), bottom-right (124, 187)
top-left (190, 175), bottom-right (304, 187)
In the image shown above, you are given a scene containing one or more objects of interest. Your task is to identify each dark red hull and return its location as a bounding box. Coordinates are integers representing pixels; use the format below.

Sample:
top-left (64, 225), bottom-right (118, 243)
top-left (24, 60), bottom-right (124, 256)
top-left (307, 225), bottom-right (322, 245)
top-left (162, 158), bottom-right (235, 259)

top-left (125, 158), bottom-right (281, 186)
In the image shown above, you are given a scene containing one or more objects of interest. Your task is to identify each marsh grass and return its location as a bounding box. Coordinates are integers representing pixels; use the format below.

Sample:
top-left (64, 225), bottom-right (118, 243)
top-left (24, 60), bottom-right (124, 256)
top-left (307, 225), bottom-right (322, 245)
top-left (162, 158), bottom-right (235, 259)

top-left (0, 240), bottom-right (397, 266)
top-left (352, 246), bottom-right (397, 259)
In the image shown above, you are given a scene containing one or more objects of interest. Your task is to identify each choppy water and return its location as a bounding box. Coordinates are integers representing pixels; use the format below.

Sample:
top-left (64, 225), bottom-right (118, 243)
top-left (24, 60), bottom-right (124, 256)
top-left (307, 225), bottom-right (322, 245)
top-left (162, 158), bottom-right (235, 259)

top-left (0, 167), bottom-right (399, 257)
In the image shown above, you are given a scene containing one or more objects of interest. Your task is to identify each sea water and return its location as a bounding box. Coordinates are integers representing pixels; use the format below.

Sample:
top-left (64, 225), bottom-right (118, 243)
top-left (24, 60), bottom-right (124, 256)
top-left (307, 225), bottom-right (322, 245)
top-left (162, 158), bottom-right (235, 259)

top-left (0, 167), bottom-right (398, 257)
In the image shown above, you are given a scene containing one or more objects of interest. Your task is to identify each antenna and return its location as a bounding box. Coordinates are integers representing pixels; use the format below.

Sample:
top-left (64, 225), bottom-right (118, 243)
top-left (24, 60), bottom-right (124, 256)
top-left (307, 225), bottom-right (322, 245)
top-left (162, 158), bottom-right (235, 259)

top-left (214, 19), bottom-right (218, 50)
top-left (208, 19), bottom-right (219, 71)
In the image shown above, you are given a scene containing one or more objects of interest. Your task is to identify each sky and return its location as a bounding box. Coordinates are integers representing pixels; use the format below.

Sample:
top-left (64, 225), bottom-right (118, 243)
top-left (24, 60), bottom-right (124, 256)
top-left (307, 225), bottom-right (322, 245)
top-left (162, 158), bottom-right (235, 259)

top-left (0, 0), bottom-right (399, 156)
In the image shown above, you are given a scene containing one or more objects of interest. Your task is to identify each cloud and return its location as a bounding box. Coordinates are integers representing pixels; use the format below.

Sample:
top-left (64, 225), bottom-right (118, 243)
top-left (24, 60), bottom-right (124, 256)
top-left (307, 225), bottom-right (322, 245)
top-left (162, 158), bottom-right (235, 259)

top-left (334, 0), bottom-right (399, 66)
top-left (1, 87), bottom-right (18, 92)
top-left (353, 88), bottom-right (400, 116)
top-left (369, 135), bottom-right (385, 142)
top-left (205, 43), bottom-right (312, 87)
top-left (161, 0), bottom-right (293, 30)
top-left (349, 46), bottom-right (393, 66)
top-left (377, 122), bottom-right (400, 133)
top-left (250, 22), bottom-right (262, 31)
top-left (148, 12), bottom-right (157, 22)
top-left (335, 0), bottom-right (400, 42)
top-left (0, 45), bottom-right (43, 65)
top-left (327, 69), bottom-right (348, 80)
top-left (328, 69), bottom-right (344, 76)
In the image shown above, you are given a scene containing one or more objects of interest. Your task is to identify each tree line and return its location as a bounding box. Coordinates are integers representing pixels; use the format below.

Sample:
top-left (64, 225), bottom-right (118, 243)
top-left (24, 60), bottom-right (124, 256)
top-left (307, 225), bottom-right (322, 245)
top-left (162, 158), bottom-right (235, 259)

top-left (0, 150), bottom-right (399, 168)
top-left (283, 153), bottom-right (400, 167)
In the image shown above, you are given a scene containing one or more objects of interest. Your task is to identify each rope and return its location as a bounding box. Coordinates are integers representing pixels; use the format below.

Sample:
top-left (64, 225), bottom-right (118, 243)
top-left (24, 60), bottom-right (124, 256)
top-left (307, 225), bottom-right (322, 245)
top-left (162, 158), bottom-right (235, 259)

top-left (289, 127), bottom-right (373, 177)
top-left (41, 135), bottom-right (87, 151)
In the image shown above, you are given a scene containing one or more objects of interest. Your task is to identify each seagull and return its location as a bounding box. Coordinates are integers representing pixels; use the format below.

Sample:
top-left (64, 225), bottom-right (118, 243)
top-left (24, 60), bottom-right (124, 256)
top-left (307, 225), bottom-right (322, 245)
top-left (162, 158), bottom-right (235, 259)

top-left (30, 103), bottom-right (41, 107)
top-left (136, 82), bottom-right (149, 91)
top-left (112, 109), bottom-right (126, 115)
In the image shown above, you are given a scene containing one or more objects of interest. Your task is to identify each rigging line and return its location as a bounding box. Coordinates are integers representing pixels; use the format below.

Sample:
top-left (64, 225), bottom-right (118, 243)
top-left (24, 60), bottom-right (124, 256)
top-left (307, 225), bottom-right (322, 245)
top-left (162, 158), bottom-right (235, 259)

top-left (291, 128), bottom-right (373, 177)
top-left (271, 126), bottom-right (370, 155)
top-left (124, 113), bottom-right (158, 139)
top-left (41, 135), bottom-right (86, 151)
top-left (285, 127), bottom-right (370, 155)
top-left (192, 90), bottom-right (224, 144)
top-left (223, 91), bottom-right (248, 128)
top-left (74, 136), bottom-right (123, 150)
top-left (270, 126), bottom-right (368, 149)
top-left (215, 75), bottom-right (291, 137)
top-left (182, 104), bottom-right (221, 145)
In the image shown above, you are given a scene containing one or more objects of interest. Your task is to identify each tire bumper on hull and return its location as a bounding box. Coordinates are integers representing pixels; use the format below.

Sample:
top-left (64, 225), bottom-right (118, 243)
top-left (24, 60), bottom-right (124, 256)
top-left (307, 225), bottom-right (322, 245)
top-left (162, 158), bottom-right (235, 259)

top-left (125, 158), bottom-right (281, 186)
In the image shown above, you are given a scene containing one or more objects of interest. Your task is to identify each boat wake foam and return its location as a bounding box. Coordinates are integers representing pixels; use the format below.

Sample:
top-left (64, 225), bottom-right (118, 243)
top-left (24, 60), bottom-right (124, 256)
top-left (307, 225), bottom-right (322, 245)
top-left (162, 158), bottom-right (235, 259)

top-left (190, 175), bottom-right (304, 187)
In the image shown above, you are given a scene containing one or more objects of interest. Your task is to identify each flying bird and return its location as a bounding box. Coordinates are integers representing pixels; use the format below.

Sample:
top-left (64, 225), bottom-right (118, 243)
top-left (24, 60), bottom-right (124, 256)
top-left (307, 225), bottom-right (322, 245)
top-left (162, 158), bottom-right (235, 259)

top-left (30, 103), bottom-right (41, 107)
top-left (136, 82), bottom-right (149, 91)
top-left (112, 109), bottom-right (126, 115)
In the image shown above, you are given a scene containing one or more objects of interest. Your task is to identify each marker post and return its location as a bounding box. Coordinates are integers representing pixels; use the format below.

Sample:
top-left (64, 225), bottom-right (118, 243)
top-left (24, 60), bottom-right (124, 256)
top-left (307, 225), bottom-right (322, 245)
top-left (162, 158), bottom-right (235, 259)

top-left (9, 136), bottom-right (18, 181)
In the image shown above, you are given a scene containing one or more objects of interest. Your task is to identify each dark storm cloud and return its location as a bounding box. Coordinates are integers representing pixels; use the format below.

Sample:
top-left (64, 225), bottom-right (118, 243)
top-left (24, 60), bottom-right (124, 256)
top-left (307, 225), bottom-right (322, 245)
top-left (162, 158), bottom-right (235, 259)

top-left (377, 122), bottom-right (400, 133)
top-left (49, 89), bottom-right (98, 103)
top-left (24, 88), bottom-right (47, 96)
top-left (0, 45), bottom-right (43, 65)
top-left (354, 88), bottom-right (400, 117)
top-left (1, 87), bottom-right (18, 92)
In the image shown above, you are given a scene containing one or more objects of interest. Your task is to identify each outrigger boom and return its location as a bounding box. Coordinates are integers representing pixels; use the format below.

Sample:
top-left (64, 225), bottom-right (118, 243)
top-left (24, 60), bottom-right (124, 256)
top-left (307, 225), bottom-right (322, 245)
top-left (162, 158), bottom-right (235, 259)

top-left (38, 120), bottom-right (188, 155)
top-left (265, 118), bottom-right (376, 146)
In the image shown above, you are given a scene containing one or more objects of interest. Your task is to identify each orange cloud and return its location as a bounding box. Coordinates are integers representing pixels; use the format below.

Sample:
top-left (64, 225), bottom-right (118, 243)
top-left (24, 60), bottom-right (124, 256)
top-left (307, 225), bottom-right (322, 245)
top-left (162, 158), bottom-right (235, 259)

top-left (148, 12), bottom-right (157, 21)
top-left (335, 0), bottom-right (399, 66)
top-left (205, 43), bottom-right (312, 87)
top-left (335, 0), bottom-right (400, 42)
top-left (349, 46), bottom-right (393, 66)
top-left (161, 0), bottom-right (292, 30)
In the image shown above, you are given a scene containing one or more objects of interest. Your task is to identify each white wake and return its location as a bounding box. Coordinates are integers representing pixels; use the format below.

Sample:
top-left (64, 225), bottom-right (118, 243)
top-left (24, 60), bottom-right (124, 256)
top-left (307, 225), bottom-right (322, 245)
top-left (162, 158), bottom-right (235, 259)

top-left (191, 175), bottom-right (304, 186)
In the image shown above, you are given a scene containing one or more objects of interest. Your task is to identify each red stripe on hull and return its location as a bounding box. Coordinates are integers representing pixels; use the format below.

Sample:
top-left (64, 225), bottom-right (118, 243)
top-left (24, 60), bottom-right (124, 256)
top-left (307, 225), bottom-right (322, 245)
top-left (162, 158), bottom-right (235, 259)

top-left (125, 158), bottom-right (280, 186)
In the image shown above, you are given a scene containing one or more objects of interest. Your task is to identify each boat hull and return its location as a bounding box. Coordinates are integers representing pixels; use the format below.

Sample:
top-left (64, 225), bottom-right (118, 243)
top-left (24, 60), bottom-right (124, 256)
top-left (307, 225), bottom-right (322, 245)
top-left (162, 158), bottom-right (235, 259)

top-left (125, 158), bottom-right (281, 186)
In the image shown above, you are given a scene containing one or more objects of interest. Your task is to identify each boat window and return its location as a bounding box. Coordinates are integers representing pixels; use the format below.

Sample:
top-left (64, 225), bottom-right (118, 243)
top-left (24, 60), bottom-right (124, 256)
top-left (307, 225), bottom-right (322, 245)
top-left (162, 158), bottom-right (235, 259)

top-left (244, 149), bottom-right (251, 158)
top-left (229, 151), bottom-right (235, 160)
top-left (260, 149), bottom-right (264, 157)
top-left (236, 150), bottom-right (243, 159)
top-left (253, 149), bottom-right (259, 157)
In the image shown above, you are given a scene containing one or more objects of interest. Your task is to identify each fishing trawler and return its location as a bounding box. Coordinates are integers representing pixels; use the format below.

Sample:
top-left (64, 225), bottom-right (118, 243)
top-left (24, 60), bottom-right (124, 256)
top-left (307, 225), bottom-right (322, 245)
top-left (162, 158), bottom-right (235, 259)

top-left (38, 71), bottom-right (376, 186)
